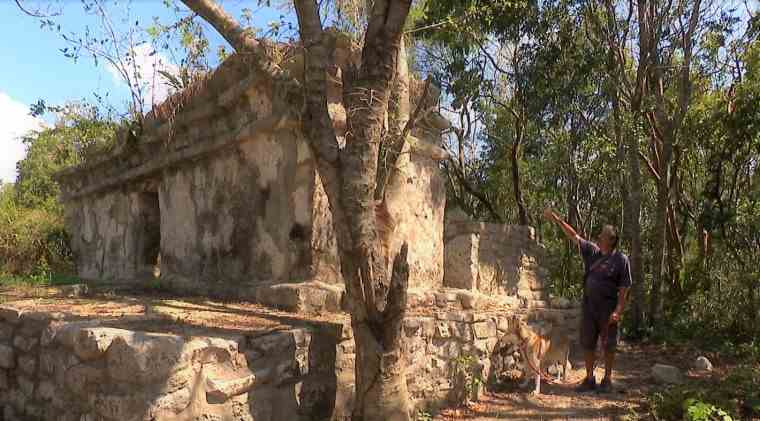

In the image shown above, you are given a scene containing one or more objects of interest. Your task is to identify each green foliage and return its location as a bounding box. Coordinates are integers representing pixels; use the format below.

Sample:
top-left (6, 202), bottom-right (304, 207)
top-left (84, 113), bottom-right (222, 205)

top-left (0, 198), bottom-right (73, 277)
top-left (415, 410), bottom-right (434, 421)
top-left (15, 105), bottom-right (116, 210)
top-left (0, 106), bottom-right (115, 278)
top-left (683, 399), bottom-right (733, 421)
top-left (451, 354), bottom-right (485, 406)
top-left (648, 366), bottom-right (759, 421)
top-left (0, 273), bottom-right (82, 288)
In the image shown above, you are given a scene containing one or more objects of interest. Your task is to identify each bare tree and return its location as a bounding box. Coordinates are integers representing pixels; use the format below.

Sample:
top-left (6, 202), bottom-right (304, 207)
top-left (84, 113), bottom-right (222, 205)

top-left (180, 0), bottom-right (415, 419)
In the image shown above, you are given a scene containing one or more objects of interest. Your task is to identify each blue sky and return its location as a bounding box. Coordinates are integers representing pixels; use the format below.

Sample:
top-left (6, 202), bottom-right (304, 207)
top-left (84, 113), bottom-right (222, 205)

top-left (0, 0), bottom-right (288, 183)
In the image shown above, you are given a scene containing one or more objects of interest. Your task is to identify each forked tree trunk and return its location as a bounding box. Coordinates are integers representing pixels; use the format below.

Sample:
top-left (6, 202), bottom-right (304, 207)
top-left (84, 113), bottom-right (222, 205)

top-left (180, 1), bottom-right (415, 419)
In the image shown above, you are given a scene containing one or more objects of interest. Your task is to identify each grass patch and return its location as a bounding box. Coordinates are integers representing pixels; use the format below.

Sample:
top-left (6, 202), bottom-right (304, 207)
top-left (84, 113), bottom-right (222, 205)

top-left (0, 272), bottom-right (83, 287)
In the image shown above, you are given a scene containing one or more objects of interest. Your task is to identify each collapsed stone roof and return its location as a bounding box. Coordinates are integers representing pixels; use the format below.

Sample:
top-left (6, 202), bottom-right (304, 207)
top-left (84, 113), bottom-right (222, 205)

top-left (55, 35), bottom-right (451, 202)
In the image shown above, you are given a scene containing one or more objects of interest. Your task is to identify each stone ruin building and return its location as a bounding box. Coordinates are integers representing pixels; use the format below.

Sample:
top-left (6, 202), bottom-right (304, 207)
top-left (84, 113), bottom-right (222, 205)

top-left (0, 39), bottom-right (580, 421)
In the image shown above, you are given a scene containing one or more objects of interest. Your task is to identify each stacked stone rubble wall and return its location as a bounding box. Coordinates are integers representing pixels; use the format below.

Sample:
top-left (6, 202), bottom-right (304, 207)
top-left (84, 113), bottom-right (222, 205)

top-left (1, 303), bottom-right (581, 421)
top-left (0, 307), bottom-right (343, 421)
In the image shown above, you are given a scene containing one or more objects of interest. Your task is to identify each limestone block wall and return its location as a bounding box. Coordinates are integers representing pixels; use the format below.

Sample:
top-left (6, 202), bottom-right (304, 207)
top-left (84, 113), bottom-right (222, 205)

top-left (57, 49), bottom-right (448, 293)
top-left (0, 307), bottom-right (343, 421)
top-left (1, 302), bottom-right (582, 421)
top-left (385, 127), bottom-right (447, 290)
top-left (332, 307), bottom-right (583, 417)
top-left (444, 214), bottom-right (551, 306)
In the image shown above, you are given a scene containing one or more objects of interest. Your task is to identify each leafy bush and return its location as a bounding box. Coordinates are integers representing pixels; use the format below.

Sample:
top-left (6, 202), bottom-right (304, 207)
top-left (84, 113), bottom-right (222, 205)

top-left (0, 105), bottom-right (117, 279)
top-left (648, 366), bottom-right (760, 421)
top-left (0, 197), bottom-right (74, 277)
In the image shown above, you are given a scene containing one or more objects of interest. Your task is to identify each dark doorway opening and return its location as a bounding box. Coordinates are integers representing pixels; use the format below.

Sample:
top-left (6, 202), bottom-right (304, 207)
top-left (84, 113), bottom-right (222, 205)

top-left (136, 190), bottom-right (161, 278)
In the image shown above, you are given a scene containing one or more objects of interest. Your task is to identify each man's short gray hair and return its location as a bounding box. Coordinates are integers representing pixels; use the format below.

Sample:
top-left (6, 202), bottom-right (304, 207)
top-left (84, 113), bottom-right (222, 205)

top-left (602, 225), bottom-right (619, 249)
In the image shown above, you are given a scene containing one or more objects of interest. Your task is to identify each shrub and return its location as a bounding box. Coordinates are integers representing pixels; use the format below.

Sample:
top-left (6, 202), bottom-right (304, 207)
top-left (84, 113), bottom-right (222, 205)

top-left (0, 186), bottom-right (74, 277)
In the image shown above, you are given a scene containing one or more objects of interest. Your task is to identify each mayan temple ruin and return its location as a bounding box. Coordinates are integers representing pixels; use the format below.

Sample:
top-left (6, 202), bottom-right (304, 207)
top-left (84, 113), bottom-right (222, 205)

top-left (0, 37), bottom-right (580, 421)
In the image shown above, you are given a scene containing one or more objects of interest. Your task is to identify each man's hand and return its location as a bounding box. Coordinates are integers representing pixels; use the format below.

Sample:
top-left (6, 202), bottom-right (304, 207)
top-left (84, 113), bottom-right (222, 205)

top-left (543, 208), bottom-right (557, 222)
top-left (609, 311), bottom-right (621, 325)
top-left (544, 207), bottom-right (581, 245)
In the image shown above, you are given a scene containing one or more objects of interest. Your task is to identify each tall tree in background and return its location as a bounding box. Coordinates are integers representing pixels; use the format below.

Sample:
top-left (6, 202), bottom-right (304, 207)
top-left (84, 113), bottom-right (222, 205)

top-left (181, 0), bottom-right (415, 419)
top-left (587, 0), bottom-right (649, 334)
top-left (637, 0), bottom-right (703, 327)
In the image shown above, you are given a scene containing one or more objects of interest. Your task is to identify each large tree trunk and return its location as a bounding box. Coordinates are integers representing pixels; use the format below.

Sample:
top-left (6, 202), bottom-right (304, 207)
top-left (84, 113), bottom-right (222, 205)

top-left (181, 1), bottom-right (415, 419)
top-left (644, 0), bottom-right (701, 328)
top-left (625, 130), bottom-right (645, 334)
top-left (511, 122), bottom-right (530, 226)
top-left (649, 137), bottom-right (671, 327)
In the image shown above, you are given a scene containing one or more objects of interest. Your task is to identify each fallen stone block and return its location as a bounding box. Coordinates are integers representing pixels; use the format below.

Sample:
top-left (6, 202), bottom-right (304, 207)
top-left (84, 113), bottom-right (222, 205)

top-left (652, 363), bottom-right (684, 384)
top-left (205, 364), bottom-right (256, 403)
top-left (58, 283), bottom-right (90, 298)
top-left (694, 356), bottom-right (713, 371)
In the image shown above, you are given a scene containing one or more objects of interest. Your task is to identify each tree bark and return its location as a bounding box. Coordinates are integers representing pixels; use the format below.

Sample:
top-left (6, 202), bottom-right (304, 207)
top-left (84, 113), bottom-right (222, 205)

top-left (297, 1), bottom-right (414, 420)
top-left (511, 120), bottom-right (530, 226)
top-left (182, 1), bottom-right (415, 419)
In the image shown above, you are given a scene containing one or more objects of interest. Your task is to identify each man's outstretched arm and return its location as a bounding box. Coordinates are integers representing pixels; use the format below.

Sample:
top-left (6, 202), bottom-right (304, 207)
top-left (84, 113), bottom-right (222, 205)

top-left (543, 208), bottom-right (583, 245)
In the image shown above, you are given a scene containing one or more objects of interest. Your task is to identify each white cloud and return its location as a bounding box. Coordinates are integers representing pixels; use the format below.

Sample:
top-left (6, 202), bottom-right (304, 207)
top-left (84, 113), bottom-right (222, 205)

top-left (0, 93), bottom-right (46, 184)
top-left (106, 44), bottom-right (180, 109)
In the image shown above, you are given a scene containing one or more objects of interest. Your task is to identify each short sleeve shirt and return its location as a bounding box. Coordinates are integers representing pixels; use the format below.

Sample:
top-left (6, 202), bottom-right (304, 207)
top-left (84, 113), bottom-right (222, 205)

top-left (579, 239), bottom-right (632, 308)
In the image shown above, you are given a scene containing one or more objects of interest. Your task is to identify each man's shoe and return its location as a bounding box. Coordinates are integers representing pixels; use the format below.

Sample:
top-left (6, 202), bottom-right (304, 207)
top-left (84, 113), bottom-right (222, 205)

top-left (597, 377), bottom-right (613, 394)
top-left (575, 376), bottom-right (596, 392)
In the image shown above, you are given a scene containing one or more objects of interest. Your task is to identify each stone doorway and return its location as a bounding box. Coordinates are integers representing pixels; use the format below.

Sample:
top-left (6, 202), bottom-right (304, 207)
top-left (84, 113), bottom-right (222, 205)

top-left (135, 189), bottom-right (161, 278)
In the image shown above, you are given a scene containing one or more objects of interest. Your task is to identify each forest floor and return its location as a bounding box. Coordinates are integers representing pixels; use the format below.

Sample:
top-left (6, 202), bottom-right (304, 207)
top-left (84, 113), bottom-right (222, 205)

top-left (433, 341), bottom-right (748, 421)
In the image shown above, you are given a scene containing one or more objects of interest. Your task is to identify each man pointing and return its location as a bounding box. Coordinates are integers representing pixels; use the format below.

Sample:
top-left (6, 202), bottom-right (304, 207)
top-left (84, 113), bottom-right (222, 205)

top-left (544, 208), bottom-right (631, 393)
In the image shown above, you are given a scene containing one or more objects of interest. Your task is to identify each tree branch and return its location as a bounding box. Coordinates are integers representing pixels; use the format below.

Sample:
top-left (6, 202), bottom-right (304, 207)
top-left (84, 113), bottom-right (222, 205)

top-left (181, 0), bottom-right (261, 53)
top-left (180, 0), bottom-right (285, 82)
top-left (639, 150), bottom-right (662, 182)
top-left (444, 159), bottom-right (503, 223)
top-left (14, 0), bottom-right (59, 17)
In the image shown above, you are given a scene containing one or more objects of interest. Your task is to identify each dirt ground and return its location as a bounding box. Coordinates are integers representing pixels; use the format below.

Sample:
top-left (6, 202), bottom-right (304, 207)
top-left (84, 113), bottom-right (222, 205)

top-left (433, 341), bottom-right (735, 421)
top-left (0, 284), bottom-right (349, 337)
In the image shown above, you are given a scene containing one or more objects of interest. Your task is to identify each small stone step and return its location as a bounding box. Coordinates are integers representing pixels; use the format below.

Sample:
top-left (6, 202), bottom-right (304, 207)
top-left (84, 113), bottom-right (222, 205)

top-left (205, 364), bottom-right (256, 403)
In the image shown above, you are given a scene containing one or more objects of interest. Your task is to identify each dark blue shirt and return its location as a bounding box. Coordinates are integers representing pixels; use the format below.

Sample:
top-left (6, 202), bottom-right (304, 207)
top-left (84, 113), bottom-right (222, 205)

top-left (579, 239), bottom-right (632, 309)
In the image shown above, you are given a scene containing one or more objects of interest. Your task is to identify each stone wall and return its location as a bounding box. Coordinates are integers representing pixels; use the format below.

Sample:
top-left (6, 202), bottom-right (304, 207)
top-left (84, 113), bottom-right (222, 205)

top-left (385, 124), bottom-right (447, 289)
top-left (444, 211), bottom-right (551, 307)
top-left (332, 307), bottom-right (582, 417)
top-left (1, 301), bottom-right (581, 421)
top-left (0, 306), bottom-right (344, 421)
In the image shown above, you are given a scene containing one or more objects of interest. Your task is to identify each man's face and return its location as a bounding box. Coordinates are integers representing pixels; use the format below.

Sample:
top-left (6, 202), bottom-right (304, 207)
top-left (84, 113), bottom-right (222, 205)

top-left (598, 229), bottom-right (614, 250)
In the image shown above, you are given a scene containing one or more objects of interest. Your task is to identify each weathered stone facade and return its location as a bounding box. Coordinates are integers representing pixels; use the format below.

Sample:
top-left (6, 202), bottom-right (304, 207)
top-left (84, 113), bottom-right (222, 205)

top-left (443, 209), bottom-right (553, 308)
top-left (55, 49), bottom-right (448, 294)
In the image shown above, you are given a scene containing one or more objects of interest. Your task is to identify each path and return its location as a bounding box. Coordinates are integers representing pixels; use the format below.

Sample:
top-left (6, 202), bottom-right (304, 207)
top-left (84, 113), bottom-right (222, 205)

top-left (433, 341), bottom-right (719, 420)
